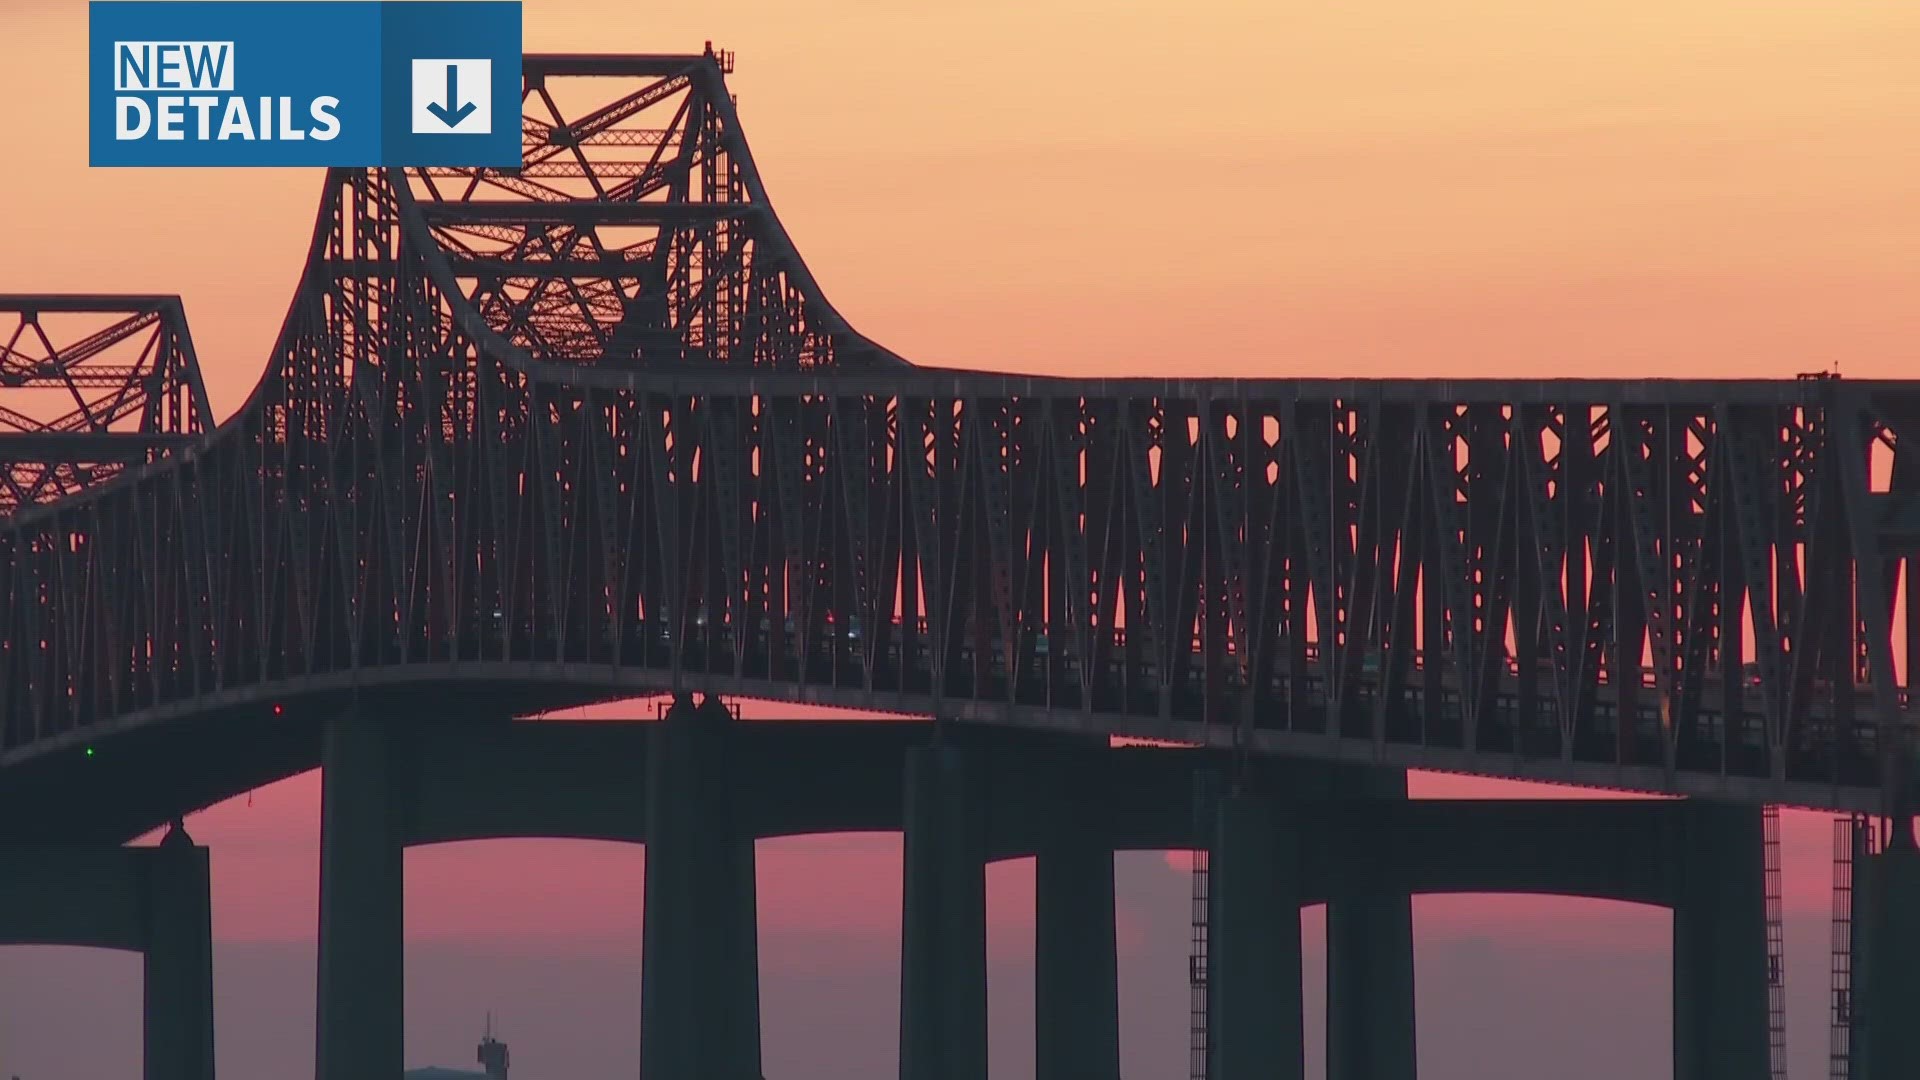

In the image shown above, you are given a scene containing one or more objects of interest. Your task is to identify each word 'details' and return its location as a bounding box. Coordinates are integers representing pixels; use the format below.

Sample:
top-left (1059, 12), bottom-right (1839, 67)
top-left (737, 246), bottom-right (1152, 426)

top-left (88, 1), bottom-right (522, 167)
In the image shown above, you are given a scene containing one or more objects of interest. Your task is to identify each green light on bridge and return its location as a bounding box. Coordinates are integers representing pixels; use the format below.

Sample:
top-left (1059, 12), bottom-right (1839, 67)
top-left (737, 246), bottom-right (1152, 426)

top-left (84, 746), bottom-right (95, 758)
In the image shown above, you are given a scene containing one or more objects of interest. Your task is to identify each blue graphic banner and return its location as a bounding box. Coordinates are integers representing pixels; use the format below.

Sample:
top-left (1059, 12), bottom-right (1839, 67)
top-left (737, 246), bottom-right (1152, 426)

top-left (89, 1), bottom-right (522, 167)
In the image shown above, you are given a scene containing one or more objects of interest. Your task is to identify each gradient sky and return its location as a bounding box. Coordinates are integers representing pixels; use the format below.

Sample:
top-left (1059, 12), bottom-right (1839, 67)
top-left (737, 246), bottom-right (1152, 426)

top-left (2, 0), bottom-right (1917, 1077)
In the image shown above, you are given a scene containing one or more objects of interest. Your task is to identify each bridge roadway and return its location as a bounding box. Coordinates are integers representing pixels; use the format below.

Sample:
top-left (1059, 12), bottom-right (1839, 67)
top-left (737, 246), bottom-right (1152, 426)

top-left (6, 47), bottom-right (1920, 1079)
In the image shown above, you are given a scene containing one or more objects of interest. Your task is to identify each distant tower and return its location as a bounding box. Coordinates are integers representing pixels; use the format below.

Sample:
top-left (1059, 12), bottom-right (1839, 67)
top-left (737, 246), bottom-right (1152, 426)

top-left (476, 1013), bottom-right (509, 1079)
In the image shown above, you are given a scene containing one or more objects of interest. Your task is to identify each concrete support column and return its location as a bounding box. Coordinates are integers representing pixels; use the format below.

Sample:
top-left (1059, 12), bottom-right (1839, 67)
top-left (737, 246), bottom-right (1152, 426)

top-left (144, 824), bottom-right (215, 1080)
top-left (1853, 826), bottom-right (1920, 1079)
top-left (1670, 801), bottom-right (1769, 1080)
top-left (315, 709), bottom-right (405, 1080)
top-left (1210, 793), bottom-right (1304, 1080)
top-left (899, 746), bottom-right (988, 1080)
top-left (641, 695), bottom-right (762, 1080)
top-left (1326, 769), bottom-right (1417, 1080)
top-left (1034, 808), bottom-right (1120, 1080)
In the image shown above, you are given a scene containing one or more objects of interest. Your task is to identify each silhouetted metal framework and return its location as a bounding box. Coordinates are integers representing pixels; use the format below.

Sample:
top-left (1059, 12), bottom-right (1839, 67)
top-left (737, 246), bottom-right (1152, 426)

top-left (0, 296), bottom-right (211, 514)
top-left (4, 51), bottom-right (1920, 813)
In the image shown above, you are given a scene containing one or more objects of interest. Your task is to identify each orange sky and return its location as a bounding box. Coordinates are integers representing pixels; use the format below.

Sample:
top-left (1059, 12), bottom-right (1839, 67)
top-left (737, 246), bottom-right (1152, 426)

top-left (4, 0), bottom-right (1917, 415)
top-left (1, 1), bottom-right (1916, 1077)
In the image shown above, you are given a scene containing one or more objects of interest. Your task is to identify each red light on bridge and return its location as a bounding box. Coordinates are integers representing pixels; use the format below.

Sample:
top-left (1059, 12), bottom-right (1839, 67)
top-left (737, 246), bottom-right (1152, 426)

top-left (272, 704), bottom-right (285, 716)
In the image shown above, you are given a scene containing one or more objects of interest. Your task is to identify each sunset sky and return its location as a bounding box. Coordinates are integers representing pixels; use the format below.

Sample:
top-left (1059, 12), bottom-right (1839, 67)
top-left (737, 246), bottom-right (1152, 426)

top-left (2, 0), bottom-right (1917, 1077)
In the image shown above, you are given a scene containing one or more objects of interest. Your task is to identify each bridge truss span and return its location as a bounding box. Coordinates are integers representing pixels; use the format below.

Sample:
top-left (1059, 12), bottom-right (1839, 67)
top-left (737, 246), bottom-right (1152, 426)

top-left (0, 295), bottom-right (211, 514)
top-left (3, 51), bottom-right (1920, 815)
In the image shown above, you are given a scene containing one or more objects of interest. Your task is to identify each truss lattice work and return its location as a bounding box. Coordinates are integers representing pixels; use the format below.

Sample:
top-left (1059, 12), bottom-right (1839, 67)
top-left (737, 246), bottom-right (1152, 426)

top-left (3, 52), bottom-right (1919, 816)
top-left (0, 296), bottom-right (211, 514)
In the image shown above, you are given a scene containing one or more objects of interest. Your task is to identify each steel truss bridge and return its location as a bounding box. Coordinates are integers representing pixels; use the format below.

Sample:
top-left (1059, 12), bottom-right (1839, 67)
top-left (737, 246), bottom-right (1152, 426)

top-left (4, 49), bottom-right (1920, 826)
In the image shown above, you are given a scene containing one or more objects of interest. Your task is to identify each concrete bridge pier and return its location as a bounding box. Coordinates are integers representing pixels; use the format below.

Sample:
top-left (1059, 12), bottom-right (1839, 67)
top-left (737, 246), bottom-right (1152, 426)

top-left (640, 695), bottom-right (762, 1080)
top-left (0, 831), bottom-right (216, 1080)
top-left (315, 707), bottom-right (406, 1080)
top-left (145, 825), bottom-right (217, 1080)
top-left (1209, 791), bottom-right (1305, 1080)
top-left (1670, 801), bottom-right (1769, 1080)
top-left (1325, 770), bottom-right (1417, 1080)
top-left (1034, 795), bottom-right (1121, 1080)
top-left (1851, 821), bottom-right (1920, 1079)
top-left (899, 746), bottom-right (989, 1080)
top-left (1325, 882), bottom-right (1418, 1080)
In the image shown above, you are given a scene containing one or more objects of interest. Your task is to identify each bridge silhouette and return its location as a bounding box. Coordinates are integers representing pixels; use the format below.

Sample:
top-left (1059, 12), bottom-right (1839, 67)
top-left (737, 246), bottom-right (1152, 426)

top-left (3, 49), bottom-right (1920, 1080)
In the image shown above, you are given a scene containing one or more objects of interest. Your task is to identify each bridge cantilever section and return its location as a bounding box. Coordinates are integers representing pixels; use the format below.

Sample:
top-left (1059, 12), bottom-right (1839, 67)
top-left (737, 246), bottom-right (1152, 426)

top-left (0, 294), bottom-right (210, 514)
top-left (417, 48), bottom-right (912, 372)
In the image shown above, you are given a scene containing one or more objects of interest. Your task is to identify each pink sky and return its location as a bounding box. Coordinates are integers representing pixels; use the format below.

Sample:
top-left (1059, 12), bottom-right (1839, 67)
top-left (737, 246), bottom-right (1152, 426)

top-left (1, 1), bottom-right (1916, 1077)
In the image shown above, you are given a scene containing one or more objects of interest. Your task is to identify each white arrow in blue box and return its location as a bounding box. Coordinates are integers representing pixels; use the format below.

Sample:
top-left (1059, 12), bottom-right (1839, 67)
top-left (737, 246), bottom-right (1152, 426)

top-left (89, 1), bottom-right (522, 168)
top-left (411, 59), bottom-right (492, 135)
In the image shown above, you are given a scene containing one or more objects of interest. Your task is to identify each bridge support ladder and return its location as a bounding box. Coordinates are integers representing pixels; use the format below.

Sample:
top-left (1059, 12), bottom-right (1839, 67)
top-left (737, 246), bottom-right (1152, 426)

top-left (1326, 769), bottom-right (1417, 1080)
top-left (1851, 816), bottom-right (1920, 1080)
top-left (1208, 791), bottom-right (1304, 1080)
top-left (1671, 801), bottom-right (1770, 1080)
top-left (316, 708), bottom-right (405, 1080)
top-left (1188, 770), bottom-right (1217, 1080)
top-left (899, 746), bottom-right (989, 1080)
top-left (1764, 804), bottom-right (1786, 1080)
top-left (1034, 786), bottom-right (1121, 1080)
top-left (640, 694), bottom-right (762, 1080)
top-left (1831, 813), bottom-right (1872, 1079)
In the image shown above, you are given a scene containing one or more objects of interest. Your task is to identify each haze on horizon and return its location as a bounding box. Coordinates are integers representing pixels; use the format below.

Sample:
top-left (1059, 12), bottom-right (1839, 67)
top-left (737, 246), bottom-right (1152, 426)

top-left (1, 0), bottom-right (1916, 1077)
